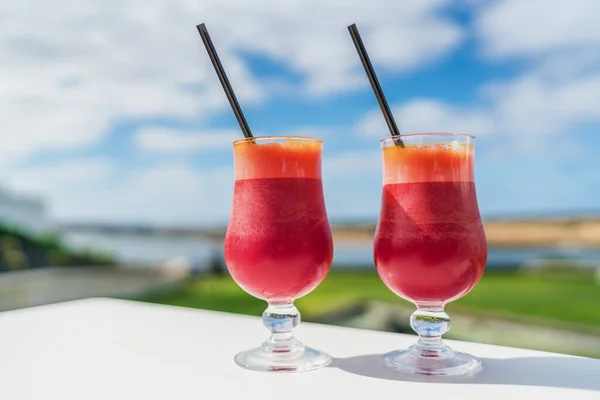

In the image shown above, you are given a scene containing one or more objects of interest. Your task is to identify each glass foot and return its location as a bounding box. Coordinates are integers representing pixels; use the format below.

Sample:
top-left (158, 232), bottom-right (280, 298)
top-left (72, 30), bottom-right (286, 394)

top-left (234, 302), bottom-right (331, 372)
top-left (382, 344), bottom-right (482, 376)
top-left (234, 343), bottom-right (331, 372)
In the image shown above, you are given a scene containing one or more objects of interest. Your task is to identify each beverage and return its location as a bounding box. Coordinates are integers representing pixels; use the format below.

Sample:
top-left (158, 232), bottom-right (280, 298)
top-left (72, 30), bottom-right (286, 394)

top-left (375, 181), bottom-right (486, 304)
top-left (225, 177), bottom-right (332, 302)
top-left (374, 133), bottom-right (488, 376)
top-left (224, 136), bottom-right (333, 372)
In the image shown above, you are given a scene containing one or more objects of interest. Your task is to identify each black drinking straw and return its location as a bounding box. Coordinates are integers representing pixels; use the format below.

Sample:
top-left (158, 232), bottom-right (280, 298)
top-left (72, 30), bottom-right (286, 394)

top-left (347, 23), bottom-right (404, 147)
top-left (197, 23), bottom-right (253, 139)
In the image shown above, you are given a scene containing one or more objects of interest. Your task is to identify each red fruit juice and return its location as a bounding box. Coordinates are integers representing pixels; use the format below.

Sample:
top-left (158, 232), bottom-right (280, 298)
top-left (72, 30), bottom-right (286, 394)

top-left (374, 144), bottom-right (487, 305)
top-left (224, 140), bottom-right (333, 303)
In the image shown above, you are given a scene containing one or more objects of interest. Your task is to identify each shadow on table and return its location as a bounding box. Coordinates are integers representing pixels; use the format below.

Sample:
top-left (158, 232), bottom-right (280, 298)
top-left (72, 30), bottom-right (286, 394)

top-left (331, 354), bottom-right (600, 391)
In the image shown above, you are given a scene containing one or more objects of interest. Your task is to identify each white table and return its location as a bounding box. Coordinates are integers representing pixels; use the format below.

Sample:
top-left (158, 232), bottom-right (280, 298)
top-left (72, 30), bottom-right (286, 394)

top-left (0, 298), bottom-right (598, 399)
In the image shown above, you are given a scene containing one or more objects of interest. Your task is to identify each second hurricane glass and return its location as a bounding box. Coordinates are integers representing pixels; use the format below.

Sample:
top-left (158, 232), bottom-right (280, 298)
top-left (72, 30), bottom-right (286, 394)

top-left (374, 133), bottom-right (488, 376)
top-left (224, 136), bottom-right (333, 372)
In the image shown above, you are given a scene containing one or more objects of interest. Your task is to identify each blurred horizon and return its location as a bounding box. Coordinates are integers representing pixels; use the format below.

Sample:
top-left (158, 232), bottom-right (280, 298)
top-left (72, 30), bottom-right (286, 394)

top-left (40, 208), bottom-right (600, 229)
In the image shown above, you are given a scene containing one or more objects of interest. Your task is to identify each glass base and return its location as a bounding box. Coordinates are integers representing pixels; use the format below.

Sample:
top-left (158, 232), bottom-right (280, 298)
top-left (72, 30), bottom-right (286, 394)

top-left (382, 344), bottom-right (482, 376)
top-left (234, 343), bottom-right (332, 372)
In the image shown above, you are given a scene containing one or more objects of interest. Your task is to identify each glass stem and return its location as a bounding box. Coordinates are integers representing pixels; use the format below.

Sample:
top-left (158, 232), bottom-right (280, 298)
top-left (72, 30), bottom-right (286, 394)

top-left (261, 302), bottom-right (303, 353)
top-left (410, 306), bottom-right (454, 358)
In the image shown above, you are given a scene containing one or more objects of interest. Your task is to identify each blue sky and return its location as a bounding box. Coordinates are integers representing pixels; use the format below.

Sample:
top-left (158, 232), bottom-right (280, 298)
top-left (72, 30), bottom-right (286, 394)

top-left (1, 0), bottom-right (600, 226)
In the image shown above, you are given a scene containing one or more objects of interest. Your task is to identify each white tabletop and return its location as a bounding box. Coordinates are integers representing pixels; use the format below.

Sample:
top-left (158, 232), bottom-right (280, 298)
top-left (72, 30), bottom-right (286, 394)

top-left (0, 298), bottom-right (598, 400)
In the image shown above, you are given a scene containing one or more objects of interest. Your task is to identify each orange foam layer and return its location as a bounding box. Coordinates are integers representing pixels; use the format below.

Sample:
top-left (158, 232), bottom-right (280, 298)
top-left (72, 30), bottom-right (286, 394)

top-left (234, 141), bottom-right (322, 180)
top-left (383, 144), bottom-right (474, 184)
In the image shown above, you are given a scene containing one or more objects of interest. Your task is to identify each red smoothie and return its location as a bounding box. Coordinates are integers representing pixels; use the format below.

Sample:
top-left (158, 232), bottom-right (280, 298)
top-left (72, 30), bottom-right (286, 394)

top-left (374, 144), bottom-right (487, 305)
top-left (224, 140), bottom-right (333, 303)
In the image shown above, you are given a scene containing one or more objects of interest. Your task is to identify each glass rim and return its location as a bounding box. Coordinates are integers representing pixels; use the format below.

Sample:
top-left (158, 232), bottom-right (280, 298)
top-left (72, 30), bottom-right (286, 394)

top-left (233, 135), bottom-right (323, 146)
top-left (380, 132), bottom-right (475, 143)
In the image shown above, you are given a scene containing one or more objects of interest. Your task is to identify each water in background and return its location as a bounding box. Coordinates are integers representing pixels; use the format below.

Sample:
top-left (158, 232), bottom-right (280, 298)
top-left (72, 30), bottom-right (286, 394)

top-left (334, 241), bottom-right (600, 268)
top-left (62, 231), bottom-right (600, 271)
top-left (62, 231), bottom-right (215, 270)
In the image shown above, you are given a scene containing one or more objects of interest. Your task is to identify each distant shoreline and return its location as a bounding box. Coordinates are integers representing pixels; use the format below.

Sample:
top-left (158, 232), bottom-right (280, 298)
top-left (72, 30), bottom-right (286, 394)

top-left (331, 219), bottom-right (600, 248)
top-left (58, 217), bottom-right (600, 249)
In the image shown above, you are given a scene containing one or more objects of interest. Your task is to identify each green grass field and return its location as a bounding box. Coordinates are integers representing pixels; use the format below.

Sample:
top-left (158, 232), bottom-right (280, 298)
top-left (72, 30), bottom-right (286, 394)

top-left (138, 268), bottom-right (600, 333)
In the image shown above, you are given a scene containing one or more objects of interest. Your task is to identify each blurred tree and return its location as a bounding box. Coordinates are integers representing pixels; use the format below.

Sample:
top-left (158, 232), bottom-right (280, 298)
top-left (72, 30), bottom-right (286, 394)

top-left (207, 249), bottom-right (226, 276)
top-left (0, 224), bottom-right (114, 271)
top-left (0, 237), bottom-right (28, 270)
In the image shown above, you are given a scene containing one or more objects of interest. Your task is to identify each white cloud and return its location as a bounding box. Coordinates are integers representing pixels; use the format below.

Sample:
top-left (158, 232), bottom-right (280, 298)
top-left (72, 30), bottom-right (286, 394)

top-left (476, 0), bottom-right (600, 59)
top-left (474, 0), bottom-right (600, 148)
top-left (357, 99), bottom-right (494, 137)
top-left (3, 159), bottom-right (113, 194)
top-left (321, 151), bottom-right (383, 219)
top-left (203, 0), bottom-right (463, 96)
top-left (533, 48), bottom-right (600, 80)
top-left (3, 162), bottom-right (234, 226)
top-left (0, 159), bottom-right (114, 222)
top-left (482, 71), bottom-right (600, 136)
top-left (474, 0), bottom-right (600, 140)
top-left (357, 69), bottom-right (600, 154)
top-left (133, 126), bottom-right (344, 153)
top-left (134, 127), bottom-right (240, 152)
top-left (323, 151), bottom-right (381, 174)
top-left (0, 0), bottom-right (264, 164)
top-left (74, 164), bottom-right (233, 226)
top-left (0, 0), bottom-right (463, 164)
